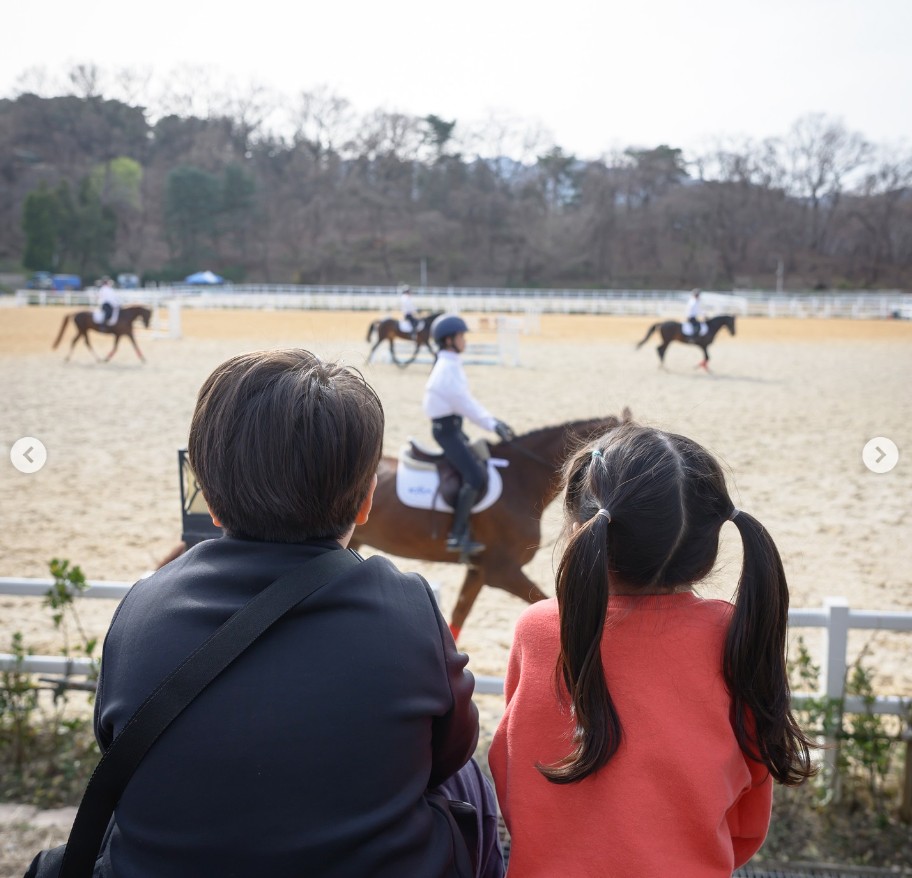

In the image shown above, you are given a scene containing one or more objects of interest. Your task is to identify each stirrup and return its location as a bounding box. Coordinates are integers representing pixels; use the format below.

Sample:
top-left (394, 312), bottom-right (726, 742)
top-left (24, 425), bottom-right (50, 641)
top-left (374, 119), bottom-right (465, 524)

top-left (446, 536), bottom-right (485, 556)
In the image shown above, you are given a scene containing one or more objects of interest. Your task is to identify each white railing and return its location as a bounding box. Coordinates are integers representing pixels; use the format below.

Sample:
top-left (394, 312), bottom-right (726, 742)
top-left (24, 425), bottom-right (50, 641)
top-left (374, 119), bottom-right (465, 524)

top-left (1, 580), bottom-right (910, 718)
top-left (13, 286), bottom-right (912, 320)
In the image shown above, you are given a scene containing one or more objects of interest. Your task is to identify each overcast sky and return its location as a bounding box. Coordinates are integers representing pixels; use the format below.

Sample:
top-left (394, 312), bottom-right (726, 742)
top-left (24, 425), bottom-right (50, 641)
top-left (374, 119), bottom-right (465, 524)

top-left (2, 0), bottom-right (909, 159)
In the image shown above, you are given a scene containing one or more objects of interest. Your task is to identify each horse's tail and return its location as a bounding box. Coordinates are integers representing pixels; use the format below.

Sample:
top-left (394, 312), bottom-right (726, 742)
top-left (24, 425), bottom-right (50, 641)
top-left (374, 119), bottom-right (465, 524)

top-left (367, 320), bottom-right (380, 343)
top-left (635, 323), bottom-right (659, 349)
top-left (52, 314), bottom-right (71, 349)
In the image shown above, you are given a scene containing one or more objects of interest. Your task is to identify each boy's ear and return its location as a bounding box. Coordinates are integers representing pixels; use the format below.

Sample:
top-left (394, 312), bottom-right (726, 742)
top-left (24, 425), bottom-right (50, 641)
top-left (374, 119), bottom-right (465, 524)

top-left (207, 506), bottom-right (222, 528)
top-left (354, 474), bottom-right (378, 526)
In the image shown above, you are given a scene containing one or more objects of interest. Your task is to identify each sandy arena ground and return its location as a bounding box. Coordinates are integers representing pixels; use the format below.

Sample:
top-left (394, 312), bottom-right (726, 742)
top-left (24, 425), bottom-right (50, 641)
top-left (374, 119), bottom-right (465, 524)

top-left (0, 304), bottom-right (911, 873)
top-left (1, 304), bottom-right (911, 732)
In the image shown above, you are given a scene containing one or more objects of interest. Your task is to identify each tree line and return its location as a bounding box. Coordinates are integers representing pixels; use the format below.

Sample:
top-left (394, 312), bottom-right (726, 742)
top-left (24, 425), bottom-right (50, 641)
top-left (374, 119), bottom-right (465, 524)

top-left (2, 66), bottom-right (911, 291)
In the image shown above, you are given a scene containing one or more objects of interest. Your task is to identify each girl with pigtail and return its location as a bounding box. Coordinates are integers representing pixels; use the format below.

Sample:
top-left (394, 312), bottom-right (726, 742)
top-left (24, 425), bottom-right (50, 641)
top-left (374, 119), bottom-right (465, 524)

top-left (489, 422), bottom-right (816, 878)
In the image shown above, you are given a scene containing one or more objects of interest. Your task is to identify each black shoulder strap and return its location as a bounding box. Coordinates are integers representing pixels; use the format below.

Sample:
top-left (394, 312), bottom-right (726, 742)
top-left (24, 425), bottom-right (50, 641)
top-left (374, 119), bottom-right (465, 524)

top-left (60, 547), bottom-right (361, 877)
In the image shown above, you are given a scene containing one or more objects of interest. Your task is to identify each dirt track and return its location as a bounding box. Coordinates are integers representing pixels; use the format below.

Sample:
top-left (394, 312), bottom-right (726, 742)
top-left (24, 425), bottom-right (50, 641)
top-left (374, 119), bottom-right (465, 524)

top-left (2, 305), bottom-right (911, 684)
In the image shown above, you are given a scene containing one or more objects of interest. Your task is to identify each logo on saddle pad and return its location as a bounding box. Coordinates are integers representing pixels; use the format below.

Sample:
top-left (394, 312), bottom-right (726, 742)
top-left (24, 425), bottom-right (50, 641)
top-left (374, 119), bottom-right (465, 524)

top-left (396, 442), bottom-right (507, 512)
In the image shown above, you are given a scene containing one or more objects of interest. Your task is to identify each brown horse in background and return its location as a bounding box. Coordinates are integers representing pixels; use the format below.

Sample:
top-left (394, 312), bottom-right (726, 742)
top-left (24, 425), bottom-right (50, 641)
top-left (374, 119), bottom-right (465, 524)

top-left (52, 305), bottom-right (152, 362)
top-left (349, 412), bottom-right (631, 639)
top-left (636, 314), bottom-right (736, 369)
top-left (366, 311), bottom-right (443, 367)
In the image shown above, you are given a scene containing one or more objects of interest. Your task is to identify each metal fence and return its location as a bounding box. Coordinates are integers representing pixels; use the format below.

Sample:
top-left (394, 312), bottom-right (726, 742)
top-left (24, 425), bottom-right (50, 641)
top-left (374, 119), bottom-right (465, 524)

top-left (1, 582), bottom-right (909, 716)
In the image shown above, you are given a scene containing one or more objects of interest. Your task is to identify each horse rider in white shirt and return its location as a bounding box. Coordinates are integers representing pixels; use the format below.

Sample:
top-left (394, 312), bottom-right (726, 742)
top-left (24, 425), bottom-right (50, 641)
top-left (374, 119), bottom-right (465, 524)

top-left (97, 277), bottom-right (122, 326)
top-left (423, 314), bottom-right (514, 556)
top-left (685, 288), bottom-right (706, 336)
top-left (400, 285), bottom-right (419, 338)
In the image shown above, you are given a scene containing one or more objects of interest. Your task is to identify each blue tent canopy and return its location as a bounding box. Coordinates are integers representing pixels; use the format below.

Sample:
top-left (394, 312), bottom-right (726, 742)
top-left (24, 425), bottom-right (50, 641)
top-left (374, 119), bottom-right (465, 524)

top-left (184, 270), bottom-right (224, 285)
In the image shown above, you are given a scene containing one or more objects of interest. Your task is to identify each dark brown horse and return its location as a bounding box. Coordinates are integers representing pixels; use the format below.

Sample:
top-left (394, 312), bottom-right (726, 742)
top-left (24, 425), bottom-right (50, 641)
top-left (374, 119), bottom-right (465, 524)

top-left (366, 311), bottom-right (443, 367)
top-left (349, 412), bottom-right (631, 639)
top-left (52, 305), bottom-right (152, 362)
top-left (636, 314), bottom-right (736, 369)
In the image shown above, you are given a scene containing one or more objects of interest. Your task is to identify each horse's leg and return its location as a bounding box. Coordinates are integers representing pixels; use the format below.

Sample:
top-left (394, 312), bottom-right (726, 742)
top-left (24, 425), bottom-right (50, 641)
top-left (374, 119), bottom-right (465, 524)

top-left (72, 328), bottom-right (98, 362)
top-left (401, 341), bottom-right (420, 367)
top-left (65, 330), bottom-right (82, 362)
top-left (366, 335), bottom-right (384, 364)
top-left (105, 334), bottom-right (122, 362)
top-left (388, 337), bottom-right (400, 366)
top-left (449, 564), bottom-right (486, 642)
top-left (486, 565), bottom-right (548, 607)
top-left (126, 331), bottom-right (146, 362)
top-left (657, 341), bottom-right (670, 369)
top-left (696, 344), bottom-right (709, 371)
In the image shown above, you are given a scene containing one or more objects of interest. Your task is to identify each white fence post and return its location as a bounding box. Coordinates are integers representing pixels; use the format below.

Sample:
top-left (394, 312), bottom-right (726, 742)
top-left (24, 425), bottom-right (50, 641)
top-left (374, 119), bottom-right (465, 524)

top-left (821, 597), bottom-right (850, 799)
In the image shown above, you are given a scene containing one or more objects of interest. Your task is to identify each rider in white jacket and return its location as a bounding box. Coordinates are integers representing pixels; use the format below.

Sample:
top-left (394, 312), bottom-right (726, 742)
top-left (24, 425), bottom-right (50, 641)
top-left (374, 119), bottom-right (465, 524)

top-left (400, 285), bottom-right (419, 337)
top-left (685, 289), bottom-right (706, 335)
top-left (423, 314), bottom-right (514, 557)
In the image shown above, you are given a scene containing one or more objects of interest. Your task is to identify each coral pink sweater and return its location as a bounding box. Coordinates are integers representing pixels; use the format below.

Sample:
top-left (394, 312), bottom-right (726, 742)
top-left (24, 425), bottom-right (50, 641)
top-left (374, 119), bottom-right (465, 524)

top-left (489, 594), bottom-right (772, 877)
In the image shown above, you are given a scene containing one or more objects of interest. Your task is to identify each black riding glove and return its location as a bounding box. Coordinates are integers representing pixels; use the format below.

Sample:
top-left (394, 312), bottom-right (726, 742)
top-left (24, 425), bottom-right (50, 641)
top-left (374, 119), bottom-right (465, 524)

top-left (494, 420), bottom-right (515, 442)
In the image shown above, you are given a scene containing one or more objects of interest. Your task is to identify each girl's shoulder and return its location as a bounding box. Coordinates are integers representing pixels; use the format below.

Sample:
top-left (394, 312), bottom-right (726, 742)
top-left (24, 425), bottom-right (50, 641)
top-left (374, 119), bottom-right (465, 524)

top-left (515, 597), bottom-right (559, 633)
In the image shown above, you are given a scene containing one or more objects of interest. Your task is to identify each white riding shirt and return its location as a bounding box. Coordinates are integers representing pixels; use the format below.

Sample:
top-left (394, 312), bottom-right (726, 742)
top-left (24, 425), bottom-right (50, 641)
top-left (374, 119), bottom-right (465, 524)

top-left (95, 283), bottom-right (122, 324)
top-left (685, 296), bottom-right (704, 321)
top-left (423, 350), bottom-right (499, 430)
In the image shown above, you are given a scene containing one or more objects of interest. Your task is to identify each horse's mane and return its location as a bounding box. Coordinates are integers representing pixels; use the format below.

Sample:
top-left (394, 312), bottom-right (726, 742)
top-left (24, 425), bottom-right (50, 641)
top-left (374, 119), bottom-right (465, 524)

top-left (516, 415), bottom-right (622, 443)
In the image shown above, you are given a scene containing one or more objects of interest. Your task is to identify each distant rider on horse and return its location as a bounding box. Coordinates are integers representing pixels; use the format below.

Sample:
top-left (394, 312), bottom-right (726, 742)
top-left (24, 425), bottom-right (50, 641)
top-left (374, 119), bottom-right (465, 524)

top-left (685, 288), bottom-right (706, 336)
top-left (400, 285), bottom-right (419, 338)
top-left (423, 314), bottom-right (514, 557)
top-left (96, 277), bottom-right (122, 326)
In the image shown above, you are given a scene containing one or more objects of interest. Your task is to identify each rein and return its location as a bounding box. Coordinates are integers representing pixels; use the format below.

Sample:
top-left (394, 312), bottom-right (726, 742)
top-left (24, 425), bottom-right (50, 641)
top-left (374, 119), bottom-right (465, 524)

top-left (504, 440), bottom-right (555, 470)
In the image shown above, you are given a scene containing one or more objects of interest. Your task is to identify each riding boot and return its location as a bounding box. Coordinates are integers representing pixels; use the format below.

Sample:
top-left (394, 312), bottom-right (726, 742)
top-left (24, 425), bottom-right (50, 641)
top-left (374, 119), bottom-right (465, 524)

top-left (447, 484), bottom-right (485, 556)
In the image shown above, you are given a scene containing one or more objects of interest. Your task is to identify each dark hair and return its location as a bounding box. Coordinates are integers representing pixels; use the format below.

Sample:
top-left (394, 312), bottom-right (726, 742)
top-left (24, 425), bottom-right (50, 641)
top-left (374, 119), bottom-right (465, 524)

top-left (539, 421), bottom-right (815, 786)
top-left (188, 349), bottom-right (384, 542)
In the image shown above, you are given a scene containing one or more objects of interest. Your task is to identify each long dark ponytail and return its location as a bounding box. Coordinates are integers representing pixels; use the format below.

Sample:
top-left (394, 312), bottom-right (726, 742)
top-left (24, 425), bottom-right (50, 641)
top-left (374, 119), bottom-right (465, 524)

top-left (538, 511), bottom-right (621, 783)
top-left (726, 510), bottom-right (816, 784)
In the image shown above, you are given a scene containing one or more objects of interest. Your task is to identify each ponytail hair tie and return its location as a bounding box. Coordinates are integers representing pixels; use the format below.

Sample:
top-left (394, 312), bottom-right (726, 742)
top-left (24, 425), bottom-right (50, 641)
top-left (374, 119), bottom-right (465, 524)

top-left (595, 508), bottom-right (612, 523)
top-left (729, 508), bottom-right (740, 521)
top-left (591, 449), bottom-right (602, 460)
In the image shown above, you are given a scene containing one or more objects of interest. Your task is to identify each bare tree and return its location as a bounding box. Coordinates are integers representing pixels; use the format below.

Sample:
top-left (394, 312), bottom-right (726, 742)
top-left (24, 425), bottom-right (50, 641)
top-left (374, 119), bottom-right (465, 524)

top-left (784, 113), bottom-right (871, 254)
top-left (288, 86), bottom-right (356, 158)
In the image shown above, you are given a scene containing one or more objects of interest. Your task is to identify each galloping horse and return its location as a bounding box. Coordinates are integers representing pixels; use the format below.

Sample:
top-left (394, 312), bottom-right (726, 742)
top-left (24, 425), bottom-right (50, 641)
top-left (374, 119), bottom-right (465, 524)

top-left (366, 311), bottom-right (443, 367)
top-left (349, 412), bottom-right (631, 639)
top-left (636, 314), bottom-right (736, 369)
top-left (52, 305), bottom-right (152, 363)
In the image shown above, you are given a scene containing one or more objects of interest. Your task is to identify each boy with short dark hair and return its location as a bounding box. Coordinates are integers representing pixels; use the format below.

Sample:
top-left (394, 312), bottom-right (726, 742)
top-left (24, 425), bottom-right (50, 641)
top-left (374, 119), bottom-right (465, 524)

top-left (93, 349), bottom-right (502, 878)
top-left (189, 349), bottom-right (384, 542)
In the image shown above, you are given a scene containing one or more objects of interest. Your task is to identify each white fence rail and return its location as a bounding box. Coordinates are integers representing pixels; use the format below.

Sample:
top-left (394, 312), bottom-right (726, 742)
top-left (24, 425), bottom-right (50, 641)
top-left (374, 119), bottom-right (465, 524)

top-left (13, 286), bottom-right (912, 320)
top-left (1, 580), bottom-right (910, 715)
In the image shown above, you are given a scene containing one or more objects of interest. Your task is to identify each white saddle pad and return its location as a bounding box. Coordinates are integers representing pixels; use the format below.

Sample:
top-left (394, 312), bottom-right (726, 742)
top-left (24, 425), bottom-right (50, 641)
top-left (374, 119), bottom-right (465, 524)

top-left (682, 321), bottom-right (708, 337)
top-left (93, 308), bottom-right (119, 326)
top-left (395, 447), bottom-right (508, 512)
top-left (398, 318), bottom-right (424, 334)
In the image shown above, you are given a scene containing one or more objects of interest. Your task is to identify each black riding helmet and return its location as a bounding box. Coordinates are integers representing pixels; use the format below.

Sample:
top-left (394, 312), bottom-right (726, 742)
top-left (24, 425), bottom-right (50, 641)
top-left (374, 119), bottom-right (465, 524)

top-left (431, 313), bottom-right (469, 345)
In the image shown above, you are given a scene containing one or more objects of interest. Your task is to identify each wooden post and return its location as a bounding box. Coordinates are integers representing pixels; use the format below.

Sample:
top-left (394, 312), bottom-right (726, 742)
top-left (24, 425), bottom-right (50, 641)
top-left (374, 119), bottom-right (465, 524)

top-left (900, 735), bottom-right (912, 824)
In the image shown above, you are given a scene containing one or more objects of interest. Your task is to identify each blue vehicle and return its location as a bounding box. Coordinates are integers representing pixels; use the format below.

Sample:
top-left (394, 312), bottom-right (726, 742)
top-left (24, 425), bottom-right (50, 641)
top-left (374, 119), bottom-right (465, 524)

top-left (51, 274), bottom-right (82, 291)
top-left (26, 272), bottom-right (82, 291)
